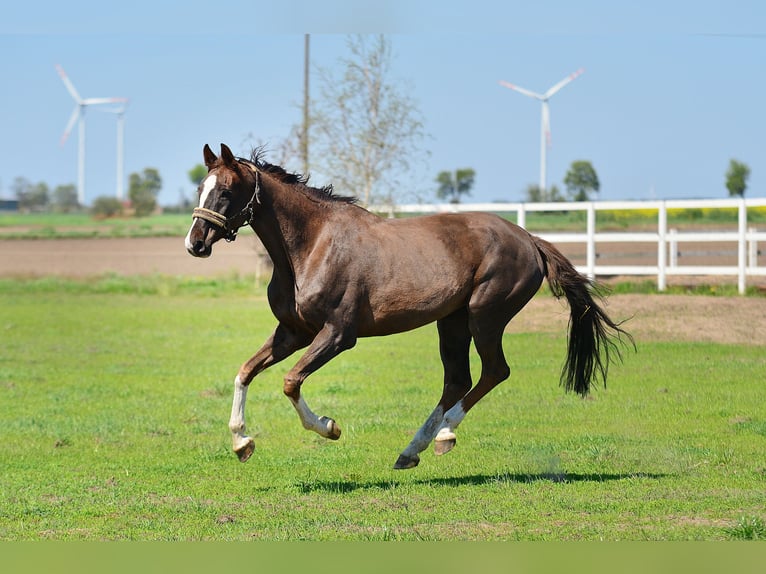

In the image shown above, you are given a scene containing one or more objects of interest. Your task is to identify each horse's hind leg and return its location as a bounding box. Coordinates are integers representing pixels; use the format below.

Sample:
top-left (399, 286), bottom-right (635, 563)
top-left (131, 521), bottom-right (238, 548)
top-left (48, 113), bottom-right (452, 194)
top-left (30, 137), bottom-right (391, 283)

top-left (434, 271), bottom-right (541, 457)
top-left (394, 308), bottom-right (472, 469)
top-left (434, 318), bottom-right (511, 455)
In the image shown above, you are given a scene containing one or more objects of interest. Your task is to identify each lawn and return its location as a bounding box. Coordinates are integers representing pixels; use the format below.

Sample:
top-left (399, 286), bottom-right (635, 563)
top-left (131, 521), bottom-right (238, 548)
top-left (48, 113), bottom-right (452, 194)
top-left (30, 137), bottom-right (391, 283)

top-left (0, 281), bottom-right (764, 540)
top-left (3, 205), bottom-right (766, 238)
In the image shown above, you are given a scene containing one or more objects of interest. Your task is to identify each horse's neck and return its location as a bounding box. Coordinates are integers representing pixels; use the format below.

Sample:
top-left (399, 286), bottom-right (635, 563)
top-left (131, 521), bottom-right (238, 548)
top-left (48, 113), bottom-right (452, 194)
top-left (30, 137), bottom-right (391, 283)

top-left (251, 186), bottom-right (319, 282)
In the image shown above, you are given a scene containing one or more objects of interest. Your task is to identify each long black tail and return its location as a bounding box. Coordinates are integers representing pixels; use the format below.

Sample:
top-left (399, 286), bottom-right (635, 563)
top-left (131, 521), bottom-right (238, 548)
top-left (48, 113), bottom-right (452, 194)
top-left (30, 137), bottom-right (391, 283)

top-left (532, 235), bottom-right (633, 397)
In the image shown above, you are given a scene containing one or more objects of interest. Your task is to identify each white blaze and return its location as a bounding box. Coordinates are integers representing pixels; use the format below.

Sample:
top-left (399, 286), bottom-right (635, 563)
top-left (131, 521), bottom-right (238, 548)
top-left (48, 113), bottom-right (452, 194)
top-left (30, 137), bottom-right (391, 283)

top-left (198, 174), bottom-right (217, 209)
top-left (184, 174), bottom-right (218, 251)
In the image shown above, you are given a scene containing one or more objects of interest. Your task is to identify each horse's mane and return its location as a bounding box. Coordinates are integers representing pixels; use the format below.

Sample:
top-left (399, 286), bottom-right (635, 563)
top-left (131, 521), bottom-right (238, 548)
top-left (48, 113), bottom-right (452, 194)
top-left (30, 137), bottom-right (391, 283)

top-left (241, 147), bottom-right (358, 205)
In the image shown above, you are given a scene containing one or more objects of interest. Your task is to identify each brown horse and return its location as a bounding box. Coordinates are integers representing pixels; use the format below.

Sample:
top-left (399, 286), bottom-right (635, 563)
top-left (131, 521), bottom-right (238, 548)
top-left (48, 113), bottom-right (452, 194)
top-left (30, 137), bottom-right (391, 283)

top-left (185, 143), bottom-right (631, 469)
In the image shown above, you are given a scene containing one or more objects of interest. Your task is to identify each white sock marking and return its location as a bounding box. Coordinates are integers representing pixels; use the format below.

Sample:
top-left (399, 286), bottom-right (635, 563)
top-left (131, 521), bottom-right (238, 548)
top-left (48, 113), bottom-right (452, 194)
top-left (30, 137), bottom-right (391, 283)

top-left (229, 375), bottom-right (249, 446)
top-left (438, 402), bottom-right (467, 439)
top-left (400, 406), bottom-right (445, 459)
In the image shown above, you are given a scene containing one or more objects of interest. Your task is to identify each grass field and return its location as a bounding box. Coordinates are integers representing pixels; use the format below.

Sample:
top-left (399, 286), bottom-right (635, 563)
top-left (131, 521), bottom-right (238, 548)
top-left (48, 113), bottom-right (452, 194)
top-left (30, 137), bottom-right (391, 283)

top-left (0, 212), bottom-right (197, 239)
top-left (1, 279), bottom-right (764, 541)
top-left (2, 206), bottom-right (765, 239)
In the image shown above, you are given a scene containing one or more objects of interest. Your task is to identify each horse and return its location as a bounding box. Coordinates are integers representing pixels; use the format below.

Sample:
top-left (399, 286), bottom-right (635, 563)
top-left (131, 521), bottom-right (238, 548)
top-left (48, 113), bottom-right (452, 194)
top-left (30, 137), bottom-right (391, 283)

top-left (185, 143), bottom-right (631, 470)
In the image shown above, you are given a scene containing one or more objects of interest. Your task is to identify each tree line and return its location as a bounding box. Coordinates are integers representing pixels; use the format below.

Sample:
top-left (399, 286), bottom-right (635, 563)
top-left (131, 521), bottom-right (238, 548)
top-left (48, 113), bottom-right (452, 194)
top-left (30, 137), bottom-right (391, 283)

top-left (435, 158), bottom-right (751, 204)
top-left (8, 168), bottom-right (163, 217)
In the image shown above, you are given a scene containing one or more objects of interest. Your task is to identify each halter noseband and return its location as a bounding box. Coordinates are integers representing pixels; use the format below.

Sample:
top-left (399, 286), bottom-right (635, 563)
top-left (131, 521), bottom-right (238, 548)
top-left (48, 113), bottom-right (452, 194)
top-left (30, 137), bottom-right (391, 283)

top-left (192, 164), bottom-right (261, 243)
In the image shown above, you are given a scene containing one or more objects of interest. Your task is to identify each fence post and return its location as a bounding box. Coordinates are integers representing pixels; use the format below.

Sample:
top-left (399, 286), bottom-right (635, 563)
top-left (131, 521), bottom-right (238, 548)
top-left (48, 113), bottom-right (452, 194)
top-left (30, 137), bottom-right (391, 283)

top-left (657, 201), bottom-right (667, 291)
top-left (518, 203), bottom-right (526, 229)
top-left (738, 199), bottom-right (747, 294)
top-left (586, 202), bottom-right (596, 279)
top-left (668, 228), bottom-right (678, 268)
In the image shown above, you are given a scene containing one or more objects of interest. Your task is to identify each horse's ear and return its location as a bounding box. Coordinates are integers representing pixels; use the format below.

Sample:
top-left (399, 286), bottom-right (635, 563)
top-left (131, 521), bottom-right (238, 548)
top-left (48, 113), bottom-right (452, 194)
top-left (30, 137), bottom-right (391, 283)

top-left (220, 144), bottom-right (236, 167)
top-left (203, 144), bottom-right (217, 169)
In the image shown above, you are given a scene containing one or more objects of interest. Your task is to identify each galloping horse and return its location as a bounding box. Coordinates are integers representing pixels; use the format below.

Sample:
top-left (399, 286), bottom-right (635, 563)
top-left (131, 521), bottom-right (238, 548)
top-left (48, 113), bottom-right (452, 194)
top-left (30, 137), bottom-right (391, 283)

top-left (185, 143), bottom-right (630, 469)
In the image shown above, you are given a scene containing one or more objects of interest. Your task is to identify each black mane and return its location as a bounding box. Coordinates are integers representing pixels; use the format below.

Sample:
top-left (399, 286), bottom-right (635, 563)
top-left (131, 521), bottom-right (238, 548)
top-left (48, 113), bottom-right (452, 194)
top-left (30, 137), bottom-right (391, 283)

top-left (242, 148), bottom-right (357, 204)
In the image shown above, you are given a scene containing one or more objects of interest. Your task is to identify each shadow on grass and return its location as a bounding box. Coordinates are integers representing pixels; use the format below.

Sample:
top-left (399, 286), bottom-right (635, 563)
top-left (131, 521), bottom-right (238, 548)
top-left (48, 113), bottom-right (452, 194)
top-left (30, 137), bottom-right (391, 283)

top-left (296, 471), bottom-right (668, 494)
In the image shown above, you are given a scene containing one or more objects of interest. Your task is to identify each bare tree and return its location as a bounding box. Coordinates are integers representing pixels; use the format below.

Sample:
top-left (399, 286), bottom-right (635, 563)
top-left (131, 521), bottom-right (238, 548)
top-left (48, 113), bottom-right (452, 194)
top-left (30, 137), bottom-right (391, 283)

top-left (310, 35), bottom-right (428, 206)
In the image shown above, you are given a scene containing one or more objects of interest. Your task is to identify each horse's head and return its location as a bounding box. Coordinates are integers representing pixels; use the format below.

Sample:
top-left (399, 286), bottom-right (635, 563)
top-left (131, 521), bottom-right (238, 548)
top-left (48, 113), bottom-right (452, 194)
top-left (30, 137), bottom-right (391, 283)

top-left (185, 143), bottom-right (260, 258)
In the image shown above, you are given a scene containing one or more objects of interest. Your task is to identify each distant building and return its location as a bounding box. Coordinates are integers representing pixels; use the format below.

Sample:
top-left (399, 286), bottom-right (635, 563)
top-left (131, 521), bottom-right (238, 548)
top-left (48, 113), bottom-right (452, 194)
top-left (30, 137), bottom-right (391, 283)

top-left (0, 199), bottom-right (19, 212)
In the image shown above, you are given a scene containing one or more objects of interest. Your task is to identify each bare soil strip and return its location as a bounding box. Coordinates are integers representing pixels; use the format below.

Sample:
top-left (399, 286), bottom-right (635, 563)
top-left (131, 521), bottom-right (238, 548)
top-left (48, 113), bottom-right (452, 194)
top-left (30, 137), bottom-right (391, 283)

top-left (1, 237), bottom-right (763, 346)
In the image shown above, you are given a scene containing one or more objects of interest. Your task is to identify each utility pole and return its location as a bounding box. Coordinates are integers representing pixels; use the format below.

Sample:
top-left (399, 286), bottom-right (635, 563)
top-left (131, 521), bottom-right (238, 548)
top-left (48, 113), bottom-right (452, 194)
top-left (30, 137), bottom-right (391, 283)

top-left (302, 34), bottom-right (310, 175)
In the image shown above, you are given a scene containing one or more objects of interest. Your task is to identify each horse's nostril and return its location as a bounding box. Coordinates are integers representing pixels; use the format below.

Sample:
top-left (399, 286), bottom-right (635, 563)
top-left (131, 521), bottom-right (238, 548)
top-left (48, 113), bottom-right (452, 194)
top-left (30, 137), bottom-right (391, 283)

top-left (193, 240), bottom-right (206, 254)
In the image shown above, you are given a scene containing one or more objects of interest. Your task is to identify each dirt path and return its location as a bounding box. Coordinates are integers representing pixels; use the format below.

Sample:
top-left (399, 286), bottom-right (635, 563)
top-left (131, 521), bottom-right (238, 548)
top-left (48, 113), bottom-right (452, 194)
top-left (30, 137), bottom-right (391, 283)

top-left (0, 237), bottom-right (268, 279)
top-left (512, 294), bottom-right (765, 346)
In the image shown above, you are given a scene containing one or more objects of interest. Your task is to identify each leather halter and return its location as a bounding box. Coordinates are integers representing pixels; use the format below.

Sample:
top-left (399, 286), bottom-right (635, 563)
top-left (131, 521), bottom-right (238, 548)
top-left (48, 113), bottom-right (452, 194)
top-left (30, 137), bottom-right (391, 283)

top-left (191, 163), bottom-right (261, 243)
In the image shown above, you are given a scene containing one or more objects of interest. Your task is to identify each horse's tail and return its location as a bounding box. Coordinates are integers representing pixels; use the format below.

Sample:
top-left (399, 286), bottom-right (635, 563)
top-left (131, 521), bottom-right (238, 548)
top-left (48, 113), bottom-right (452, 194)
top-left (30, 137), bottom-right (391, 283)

top-left (531, 235), bottom-right (633, 397)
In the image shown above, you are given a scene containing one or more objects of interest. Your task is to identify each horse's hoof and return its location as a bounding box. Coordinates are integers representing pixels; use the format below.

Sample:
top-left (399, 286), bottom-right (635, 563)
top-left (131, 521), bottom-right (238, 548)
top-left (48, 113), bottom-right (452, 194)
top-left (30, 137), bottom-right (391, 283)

top-left (434, 431), bottom-right (457, 456)
top-left (393, 453), bottom-right (420, 470)
top-left (234, 438), bottom-right (255, 463)
top-left (320, 417), bottom-right (342, 440)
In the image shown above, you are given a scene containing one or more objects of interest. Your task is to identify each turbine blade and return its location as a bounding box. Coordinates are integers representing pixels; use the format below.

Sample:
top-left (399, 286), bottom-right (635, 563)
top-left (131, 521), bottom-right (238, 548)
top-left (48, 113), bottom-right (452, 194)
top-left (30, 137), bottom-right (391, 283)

top-left (94, 105), bottom-right (127, 114)
top-left (56, 64), bottom-right (82, 103)
top-left (60, 107), bottom-right (80, 146)
top-left (83, 97), bottom-right (129, 106)
top-left (498, 80), bottom-right (544, 100)
top-left (544, 68), bottom-right (585, 99)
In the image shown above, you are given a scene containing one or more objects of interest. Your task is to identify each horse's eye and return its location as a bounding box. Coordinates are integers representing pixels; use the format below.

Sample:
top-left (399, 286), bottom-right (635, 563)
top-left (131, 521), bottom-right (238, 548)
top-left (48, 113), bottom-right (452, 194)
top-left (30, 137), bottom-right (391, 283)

top-left (221, 190), bottom-right (233, 200)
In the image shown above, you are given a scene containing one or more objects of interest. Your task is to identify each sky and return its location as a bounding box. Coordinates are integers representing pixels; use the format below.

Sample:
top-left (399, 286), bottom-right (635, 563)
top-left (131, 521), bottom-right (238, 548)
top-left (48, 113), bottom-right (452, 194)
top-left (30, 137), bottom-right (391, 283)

top-left (1, 1), bottom-right (765, 207)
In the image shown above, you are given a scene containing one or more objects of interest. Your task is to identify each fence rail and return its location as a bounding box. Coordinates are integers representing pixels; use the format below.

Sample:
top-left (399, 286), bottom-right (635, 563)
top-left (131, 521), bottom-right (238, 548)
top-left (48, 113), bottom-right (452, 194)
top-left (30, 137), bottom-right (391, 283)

top-left (373, 198), bottom-right (766, 294)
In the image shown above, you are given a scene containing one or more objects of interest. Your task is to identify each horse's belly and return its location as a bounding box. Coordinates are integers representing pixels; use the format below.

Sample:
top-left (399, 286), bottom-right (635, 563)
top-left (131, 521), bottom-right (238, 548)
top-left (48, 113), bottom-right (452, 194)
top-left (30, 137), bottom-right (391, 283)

top-left (361, 280), bottom-right (469, 336)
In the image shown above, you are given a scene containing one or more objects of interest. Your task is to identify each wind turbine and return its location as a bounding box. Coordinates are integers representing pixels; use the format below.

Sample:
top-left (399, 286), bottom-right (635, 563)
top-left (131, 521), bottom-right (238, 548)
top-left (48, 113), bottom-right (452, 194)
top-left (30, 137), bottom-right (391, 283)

top-left (57, 64), bottom-right (129, 205)
top-left (96, 103), bottom-right (129, 201)
top-left (499, 68), bottom-right (584, 194)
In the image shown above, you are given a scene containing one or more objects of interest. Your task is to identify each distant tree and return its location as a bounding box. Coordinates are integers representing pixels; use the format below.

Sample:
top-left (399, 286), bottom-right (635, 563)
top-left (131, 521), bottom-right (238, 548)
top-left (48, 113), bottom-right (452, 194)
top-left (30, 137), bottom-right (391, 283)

top-left (128, 168), bottom-right (162, 217)
top-left (11, 177), bottom-right (31, 204)
top-left (51, 184), bottom-right (79, 213)
top-left (436, 168), bottom-right (475, 203)
top-left (13, 177), bottom-right (49, 212)
top-left (91, 196), bottom-right (124, 218)
top-left (725, 159), bottom-right (750, 198)
top-left (188, 164), bottom-right (207, 187)
top-left (311, 35), bottom-right (428, 205)
top-left (525, 183), bottom-right (564, 203)
top-left (564, 160), bottom-right (600, 201)
top-left (184, 164), bottom-right (208, 209)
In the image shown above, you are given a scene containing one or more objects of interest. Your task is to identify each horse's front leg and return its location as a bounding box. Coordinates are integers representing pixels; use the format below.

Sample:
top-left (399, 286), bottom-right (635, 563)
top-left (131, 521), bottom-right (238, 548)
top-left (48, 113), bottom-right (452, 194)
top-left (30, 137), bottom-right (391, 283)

top-left (283, 322), bottom-right (357, 440)
top-left (230, 324), bottom-right (310, 462)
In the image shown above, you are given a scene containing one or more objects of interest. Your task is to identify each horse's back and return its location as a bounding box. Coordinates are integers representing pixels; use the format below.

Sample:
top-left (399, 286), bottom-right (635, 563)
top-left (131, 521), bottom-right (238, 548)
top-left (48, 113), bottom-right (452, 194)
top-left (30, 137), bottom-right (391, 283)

top-left (346, 211), bottom-right (545, 335)
top-left (381, 211), bottom-right (542, 271)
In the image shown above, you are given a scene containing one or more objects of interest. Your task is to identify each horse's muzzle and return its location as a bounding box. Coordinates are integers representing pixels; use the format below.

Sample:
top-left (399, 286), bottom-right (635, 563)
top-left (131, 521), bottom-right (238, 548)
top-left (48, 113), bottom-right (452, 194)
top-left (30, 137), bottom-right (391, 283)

top-left (185, 222), bottom-right (216, 258)
top-left (188, 238), bottom-right (212, 258)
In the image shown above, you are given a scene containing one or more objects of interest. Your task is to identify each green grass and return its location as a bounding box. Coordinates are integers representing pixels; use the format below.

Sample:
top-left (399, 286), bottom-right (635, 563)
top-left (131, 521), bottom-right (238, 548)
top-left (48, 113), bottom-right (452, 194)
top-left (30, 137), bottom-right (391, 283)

top-left (0, 212), bottom-right (251, 240)
top-left (3, 207), bottom-right (765, 238)
top-left (0, 283), bottom-right (764, 540)
top-left (0, 212), bottom-right (192, 239)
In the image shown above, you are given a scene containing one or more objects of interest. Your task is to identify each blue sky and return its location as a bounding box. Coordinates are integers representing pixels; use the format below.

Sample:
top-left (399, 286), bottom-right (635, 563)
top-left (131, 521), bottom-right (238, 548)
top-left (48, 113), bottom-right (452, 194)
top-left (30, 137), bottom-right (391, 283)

top-left (1, 1), bottom-right (764, 206)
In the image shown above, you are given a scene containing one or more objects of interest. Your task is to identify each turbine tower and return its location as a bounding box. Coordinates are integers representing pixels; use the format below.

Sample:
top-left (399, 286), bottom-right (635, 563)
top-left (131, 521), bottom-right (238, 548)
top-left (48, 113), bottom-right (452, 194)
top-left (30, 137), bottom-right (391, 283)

top-left (56, 65), bottom-right (129, 205)
top-left (97, 103), bottom-right (129, 200)
top-left (499, 68), bottom-right (584, 194)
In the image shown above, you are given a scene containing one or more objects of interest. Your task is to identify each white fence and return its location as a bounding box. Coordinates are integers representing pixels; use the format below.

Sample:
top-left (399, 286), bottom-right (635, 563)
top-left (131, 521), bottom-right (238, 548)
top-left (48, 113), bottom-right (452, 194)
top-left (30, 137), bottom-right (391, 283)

top-left (376, 198), bottom-right (766, 294)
